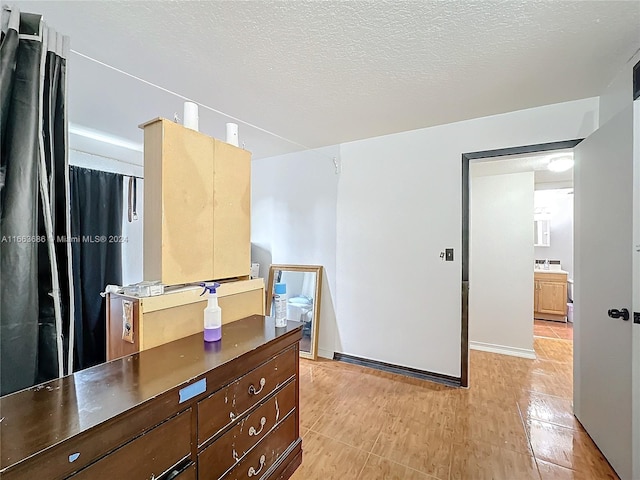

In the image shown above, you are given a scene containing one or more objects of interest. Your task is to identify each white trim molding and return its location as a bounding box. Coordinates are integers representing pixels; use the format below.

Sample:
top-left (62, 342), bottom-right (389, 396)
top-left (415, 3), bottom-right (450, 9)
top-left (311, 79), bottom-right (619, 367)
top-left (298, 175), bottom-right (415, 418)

top-left (470, 341), bottom-right (536, 359)
top-left (317, 348), bottom-right (334, 360)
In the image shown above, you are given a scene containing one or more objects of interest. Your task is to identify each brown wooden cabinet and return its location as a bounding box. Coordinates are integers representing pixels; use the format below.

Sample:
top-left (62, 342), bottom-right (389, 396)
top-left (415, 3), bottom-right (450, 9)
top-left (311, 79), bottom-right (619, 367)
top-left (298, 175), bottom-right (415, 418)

top-left (0, 316), bottom-right (303, 480)
top-left (534, 271), bottom-right (568, 321)
top-left (141, 118), bottom-right (251, 285)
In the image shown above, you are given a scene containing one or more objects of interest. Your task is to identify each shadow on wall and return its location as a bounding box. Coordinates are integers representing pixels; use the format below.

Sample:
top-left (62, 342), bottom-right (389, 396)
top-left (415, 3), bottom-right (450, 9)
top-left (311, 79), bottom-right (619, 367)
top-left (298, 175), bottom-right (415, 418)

top-left (251, 243), bottom-right (272, 279)
top-left (319, 273), bottom-right (337, 359)
top-left (578, 111), bottom-right (598, 138)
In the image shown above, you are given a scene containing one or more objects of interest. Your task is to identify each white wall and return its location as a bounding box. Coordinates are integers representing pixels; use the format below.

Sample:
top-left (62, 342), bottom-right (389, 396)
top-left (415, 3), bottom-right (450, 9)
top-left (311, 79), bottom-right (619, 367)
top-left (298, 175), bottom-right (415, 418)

top-left (251, 146), bottom-right (339, 359)
top-left (252, 97), bottom-right (598, 376)
top-left (69, 150), bottom-right (144, 285)
top-left (469, 171), bottom-right (534, 358)
top-left (534, 189), bottom-right (574, 279)
top-left (599, 51), bottom-right (640, 127)
top-left (337, 97), bottom-right (598, 377)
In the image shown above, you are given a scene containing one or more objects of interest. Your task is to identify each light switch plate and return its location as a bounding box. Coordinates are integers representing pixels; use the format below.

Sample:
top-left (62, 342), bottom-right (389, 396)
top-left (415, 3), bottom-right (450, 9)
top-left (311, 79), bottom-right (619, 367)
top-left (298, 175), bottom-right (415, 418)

top-left (122, 300), bottom-right (134, 343)
top-left (445, 248), bottom-right (454, 261)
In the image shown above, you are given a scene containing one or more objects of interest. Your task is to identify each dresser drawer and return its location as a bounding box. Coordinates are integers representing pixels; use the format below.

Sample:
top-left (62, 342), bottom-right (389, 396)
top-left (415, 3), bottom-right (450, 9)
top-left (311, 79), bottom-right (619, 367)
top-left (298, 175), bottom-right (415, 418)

top-left (199, 412), bottom-right (297, 480)
top-left (198, 380), bottom-right (297, 479)
top-left (1, 391), bottom-right (189, 480)
top-left (198, 347), bottom-right (296, 445)
top-left (73, 409), bottom-right (192, 479)
top-left (167, 462), bottom-right (196, 480)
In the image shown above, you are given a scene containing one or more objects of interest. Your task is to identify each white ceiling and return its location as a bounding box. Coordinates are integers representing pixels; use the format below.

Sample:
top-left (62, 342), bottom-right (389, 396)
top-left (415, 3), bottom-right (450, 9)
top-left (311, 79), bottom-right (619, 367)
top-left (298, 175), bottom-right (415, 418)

top-left (14, 1), bottom-right (640, 161)
top-left (470, 149), bottom-right (574, 188)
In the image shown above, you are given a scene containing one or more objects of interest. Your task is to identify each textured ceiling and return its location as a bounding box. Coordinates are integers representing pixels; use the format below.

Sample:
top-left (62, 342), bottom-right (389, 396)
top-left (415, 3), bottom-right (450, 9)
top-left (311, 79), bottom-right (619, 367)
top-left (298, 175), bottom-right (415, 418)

top-left (13, 1), bottom-right (640, 161)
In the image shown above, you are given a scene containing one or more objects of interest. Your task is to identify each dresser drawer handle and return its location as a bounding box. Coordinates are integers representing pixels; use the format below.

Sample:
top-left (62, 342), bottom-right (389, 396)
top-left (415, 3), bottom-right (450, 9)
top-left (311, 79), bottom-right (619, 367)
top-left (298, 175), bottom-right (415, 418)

top-left (248, 454), bottom-right (266, 477)
top-left (249, 416), bottom-right (267, 436)
top-left (248, 377), bottom-right (266, 395)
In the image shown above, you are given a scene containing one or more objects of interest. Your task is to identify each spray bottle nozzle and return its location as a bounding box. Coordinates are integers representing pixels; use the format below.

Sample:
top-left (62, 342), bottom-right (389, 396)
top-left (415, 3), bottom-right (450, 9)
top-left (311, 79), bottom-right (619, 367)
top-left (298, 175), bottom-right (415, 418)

top-left (200, 282), bottom-right (221, 296)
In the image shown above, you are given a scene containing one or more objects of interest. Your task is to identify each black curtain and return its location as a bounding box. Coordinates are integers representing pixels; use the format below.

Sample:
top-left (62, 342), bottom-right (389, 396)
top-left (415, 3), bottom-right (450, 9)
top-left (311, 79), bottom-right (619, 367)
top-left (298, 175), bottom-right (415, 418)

top-left (0, 8), bottom-right (72, 395)
top-left (38, 35), bottom-right (71, 384)
top-left (70, 167), bottom-right (123, 370)
top-left (0, 13), bottom-right (41, 395)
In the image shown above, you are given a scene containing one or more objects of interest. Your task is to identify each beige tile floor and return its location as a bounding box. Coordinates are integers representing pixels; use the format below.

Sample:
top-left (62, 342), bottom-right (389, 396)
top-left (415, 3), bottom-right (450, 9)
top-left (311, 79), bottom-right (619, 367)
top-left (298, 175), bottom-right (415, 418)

top-left (291, 336), bottom-right (618, 480)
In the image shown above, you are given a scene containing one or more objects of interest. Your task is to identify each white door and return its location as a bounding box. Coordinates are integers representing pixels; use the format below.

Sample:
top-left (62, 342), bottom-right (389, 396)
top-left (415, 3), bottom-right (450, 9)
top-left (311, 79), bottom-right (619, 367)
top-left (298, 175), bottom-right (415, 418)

top-left (573, 104), bottom-right (635, 480)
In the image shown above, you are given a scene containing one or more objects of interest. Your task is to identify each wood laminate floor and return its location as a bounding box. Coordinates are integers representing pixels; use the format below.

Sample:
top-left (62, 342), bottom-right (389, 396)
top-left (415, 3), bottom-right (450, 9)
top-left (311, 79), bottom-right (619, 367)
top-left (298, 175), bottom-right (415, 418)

top-left (292, 336), bottom-right (618, 480)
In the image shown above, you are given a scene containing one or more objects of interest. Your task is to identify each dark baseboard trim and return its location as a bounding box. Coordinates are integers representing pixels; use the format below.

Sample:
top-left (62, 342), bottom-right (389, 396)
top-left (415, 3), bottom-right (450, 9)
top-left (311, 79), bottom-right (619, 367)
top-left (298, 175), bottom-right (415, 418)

top-left (332, 352), bottom-right (461, 388)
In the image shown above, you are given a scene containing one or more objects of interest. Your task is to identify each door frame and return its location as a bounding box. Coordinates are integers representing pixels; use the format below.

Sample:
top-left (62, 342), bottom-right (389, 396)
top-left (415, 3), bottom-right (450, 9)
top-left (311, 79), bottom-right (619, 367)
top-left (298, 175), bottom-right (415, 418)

top-left (460, 139), bottom-right (583, 387)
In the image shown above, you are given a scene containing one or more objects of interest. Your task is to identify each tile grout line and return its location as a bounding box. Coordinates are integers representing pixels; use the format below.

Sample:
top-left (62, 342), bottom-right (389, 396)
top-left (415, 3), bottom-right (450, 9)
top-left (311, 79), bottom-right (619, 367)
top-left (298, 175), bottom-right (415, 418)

top-left (364, 450), bottom-right (447, 480)
top-left (526, 417), bottom-right (584, 433)
top-left (365, 451), bottom-right (447, 480)
top-left (369, 430), bottom-right (382, 454)
top-left (521, 390), bottom-right (574, 402)
top-left (306, 428), bottom-right (378, 456)
top-left (355, 430), bottom-right (380, 480)
top-left (306, 412), bottom-right (324, 433)
top-left (521, 388), bottom-right (573, 401)
top-left (355, 452), bottom-right (372, 480)
top-left (447, 434), bottom-right (537, 458)
top-left (517, 392), bottom-right (543, 480)
top-left (447, 440), bottom-right (454, 480)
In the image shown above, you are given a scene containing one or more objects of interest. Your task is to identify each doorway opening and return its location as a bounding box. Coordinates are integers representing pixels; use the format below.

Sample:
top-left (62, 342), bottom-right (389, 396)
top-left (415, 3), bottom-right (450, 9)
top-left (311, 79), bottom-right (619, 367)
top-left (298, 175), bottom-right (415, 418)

top-left (460, 139), bottom-right (582, 387)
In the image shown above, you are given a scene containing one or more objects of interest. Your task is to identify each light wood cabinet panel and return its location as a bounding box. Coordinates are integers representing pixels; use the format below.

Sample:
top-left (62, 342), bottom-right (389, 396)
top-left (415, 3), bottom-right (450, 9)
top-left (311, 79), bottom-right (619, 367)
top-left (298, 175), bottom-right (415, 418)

top-left (212, 140), bottom-right (251, 280)
top-left (534, 271), bottom-right (568, 321)
top-left (141, 118), bottom-right (250, 285)
top-left (106, 279), bottom-right (265, 360)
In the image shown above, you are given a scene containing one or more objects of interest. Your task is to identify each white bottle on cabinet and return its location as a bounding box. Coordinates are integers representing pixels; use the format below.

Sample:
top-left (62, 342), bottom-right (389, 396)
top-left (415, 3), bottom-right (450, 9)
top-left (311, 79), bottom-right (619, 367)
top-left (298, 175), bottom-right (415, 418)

top-left (274, 283), bottom-right (287, 327)
top-left (201, 282), bottom-right (222, 342)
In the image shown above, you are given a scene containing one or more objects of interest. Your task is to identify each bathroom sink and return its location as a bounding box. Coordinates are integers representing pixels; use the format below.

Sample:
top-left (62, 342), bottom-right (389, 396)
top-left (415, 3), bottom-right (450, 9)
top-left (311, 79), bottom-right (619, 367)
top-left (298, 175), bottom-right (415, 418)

top-left (534, 266), bottom-right (568, 274)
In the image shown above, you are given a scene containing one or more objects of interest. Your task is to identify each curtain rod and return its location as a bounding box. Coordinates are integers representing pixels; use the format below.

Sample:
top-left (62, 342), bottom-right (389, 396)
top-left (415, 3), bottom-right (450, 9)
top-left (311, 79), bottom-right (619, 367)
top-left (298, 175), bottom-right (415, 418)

top-left (70, 164), bottom-right (143, 181)
top-left (70, 148), bottom-right (144, 180)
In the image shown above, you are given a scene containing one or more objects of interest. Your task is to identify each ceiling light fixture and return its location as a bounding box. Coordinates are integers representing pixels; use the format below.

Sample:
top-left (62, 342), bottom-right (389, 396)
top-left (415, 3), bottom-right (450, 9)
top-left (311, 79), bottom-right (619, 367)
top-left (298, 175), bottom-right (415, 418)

top-left (69, 123), bottom-right (143, 152)
top-left (547, 155), bottom-right (574, 172)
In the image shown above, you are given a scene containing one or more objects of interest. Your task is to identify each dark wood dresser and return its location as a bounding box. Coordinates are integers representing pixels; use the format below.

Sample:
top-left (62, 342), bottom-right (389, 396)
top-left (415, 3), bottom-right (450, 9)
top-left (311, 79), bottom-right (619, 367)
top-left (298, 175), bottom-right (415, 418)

top-left (0, 316), bottom-right (303, 480)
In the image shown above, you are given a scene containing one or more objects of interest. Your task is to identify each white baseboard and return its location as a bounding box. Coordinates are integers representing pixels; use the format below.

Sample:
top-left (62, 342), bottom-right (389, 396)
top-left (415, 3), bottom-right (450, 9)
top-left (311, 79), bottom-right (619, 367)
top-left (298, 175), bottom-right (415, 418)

top-left (470, 341), bottom-right (536, 359)
top-left (317, 348), bottom-right (334, 360)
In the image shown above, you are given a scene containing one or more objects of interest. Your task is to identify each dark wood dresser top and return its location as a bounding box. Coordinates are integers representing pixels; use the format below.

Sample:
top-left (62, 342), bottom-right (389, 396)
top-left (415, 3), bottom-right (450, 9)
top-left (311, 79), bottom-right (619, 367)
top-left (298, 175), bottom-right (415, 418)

top-left (0, 315), bottom-right (302, 472)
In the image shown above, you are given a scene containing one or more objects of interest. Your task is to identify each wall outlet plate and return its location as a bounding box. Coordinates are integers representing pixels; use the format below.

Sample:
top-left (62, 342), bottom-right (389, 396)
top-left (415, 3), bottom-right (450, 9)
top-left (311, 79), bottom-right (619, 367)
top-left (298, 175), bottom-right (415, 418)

top-left (122, 300), bottom-right (134, 343)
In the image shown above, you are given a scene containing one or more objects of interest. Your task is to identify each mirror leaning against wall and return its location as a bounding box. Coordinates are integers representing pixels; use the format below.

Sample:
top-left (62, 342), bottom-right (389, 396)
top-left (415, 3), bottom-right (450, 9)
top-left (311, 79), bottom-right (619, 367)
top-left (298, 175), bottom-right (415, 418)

top-left (266, 265), bottom-right (322, 360)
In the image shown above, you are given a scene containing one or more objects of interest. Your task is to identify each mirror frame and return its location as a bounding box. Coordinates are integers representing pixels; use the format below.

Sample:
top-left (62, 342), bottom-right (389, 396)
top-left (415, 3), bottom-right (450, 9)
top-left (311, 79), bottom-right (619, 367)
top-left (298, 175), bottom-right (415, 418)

top-left (266, 264), bottom-right (323, 360)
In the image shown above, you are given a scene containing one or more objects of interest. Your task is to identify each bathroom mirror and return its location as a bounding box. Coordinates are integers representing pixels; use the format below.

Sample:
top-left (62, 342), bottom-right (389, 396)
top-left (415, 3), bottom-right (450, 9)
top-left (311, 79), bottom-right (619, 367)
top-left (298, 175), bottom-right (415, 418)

top-left (266, 264), bottom-right (322, 360)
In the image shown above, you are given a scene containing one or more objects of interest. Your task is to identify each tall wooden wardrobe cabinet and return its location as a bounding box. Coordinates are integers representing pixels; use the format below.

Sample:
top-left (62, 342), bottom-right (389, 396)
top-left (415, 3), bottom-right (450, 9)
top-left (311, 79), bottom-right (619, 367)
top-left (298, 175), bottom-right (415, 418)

top-left (140, 118), bottom-right (251, 285)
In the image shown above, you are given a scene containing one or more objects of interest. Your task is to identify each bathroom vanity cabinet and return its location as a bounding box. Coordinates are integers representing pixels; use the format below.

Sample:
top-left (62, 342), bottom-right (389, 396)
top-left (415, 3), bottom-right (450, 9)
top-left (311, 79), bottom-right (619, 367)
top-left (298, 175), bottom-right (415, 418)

top-left (140, 117), bottom-right (251, 285)
top-left (0, 316), bottom-right (303, 480)
top-left (534, 271), bottom-right (568, 321)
